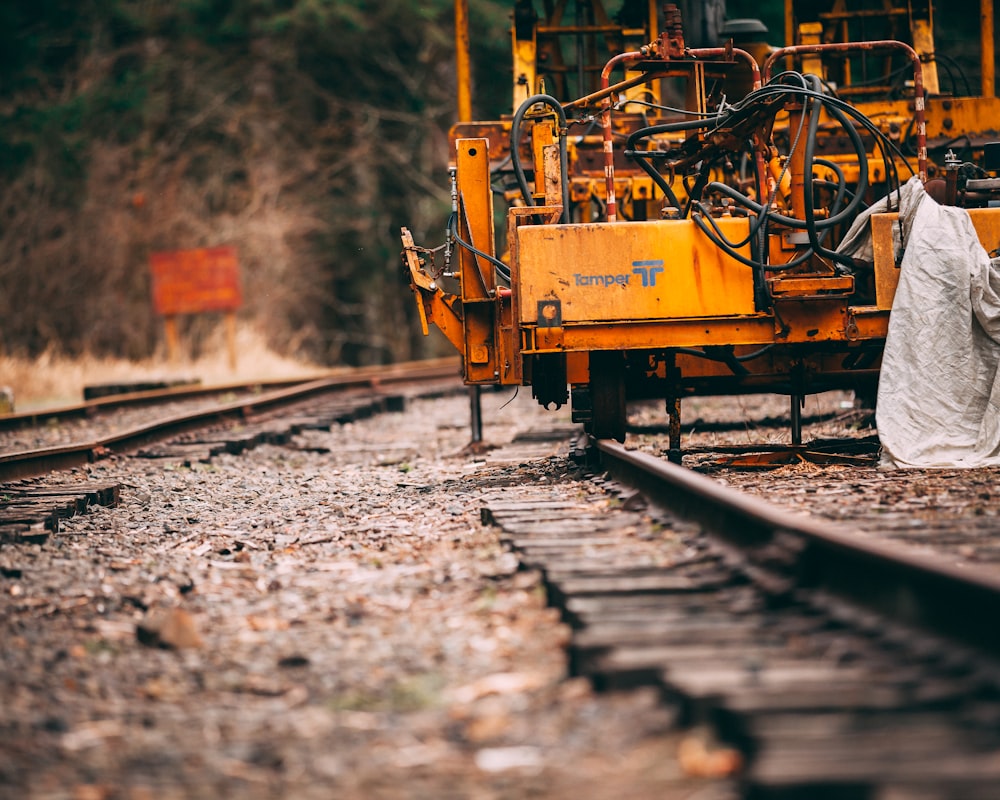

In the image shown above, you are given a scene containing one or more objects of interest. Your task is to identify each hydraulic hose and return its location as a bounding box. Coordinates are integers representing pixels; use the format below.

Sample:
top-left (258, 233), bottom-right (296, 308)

top-left (623, 118), bottom-right (719, 208)
top-left (510, 94), bottom-right (571, 224)
top-left (699, 89), bottom-right (870, 232)
top-left (801, 75), bottom-right (863, 272)
top-left (449, 211), bottom-right (511, 284)
top-left (762, 40), bottom-right (927, 181)
top-left (692, 209), bottom-right (817, 272)
top-left (687, 72), bottom-right (878, 274)
top-left (671, 343), bottom-right (775, 376)
top-left (814, 157), bottom-right (847, 213)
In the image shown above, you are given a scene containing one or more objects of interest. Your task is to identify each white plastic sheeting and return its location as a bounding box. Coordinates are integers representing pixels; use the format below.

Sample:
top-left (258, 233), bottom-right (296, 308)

top-left (838, 176), bottom-right (1000, 468)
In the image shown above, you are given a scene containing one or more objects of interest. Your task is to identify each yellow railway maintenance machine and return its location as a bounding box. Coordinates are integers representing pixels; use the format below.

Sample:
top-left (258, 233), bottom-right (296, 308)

top-left (402, 0), bottom-right (1000, 455)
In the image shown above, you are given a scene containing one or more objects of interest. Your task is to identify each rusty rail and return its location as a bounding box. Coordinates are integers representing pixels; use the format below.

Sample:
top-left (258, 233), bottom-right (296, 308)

top-left (595, 438), bottom-right (1000, 658)
top-left (0, 358), bottom-right (460, 431)
top-left (0, 359), bottom-right (462, 480)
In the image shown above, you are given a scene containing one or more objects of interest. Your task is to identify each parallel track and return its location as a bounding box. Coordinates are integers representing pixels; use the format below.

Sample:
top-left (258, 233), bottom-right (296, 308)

top-left (0, 359), bottom-right (461, 481)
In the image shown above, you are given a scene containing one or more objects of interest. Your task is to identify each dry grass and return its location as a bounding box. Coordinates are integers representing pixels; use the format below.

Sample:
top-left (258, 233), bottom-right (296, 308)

top-left (1, 325), bottom-right (323, 411)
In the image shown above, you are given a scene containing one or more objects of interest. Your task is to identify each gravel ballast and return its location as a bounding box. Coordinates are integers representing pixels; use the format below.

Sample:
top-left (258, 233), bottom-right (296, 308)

top-left (0, 389), bottom-right (730, 799)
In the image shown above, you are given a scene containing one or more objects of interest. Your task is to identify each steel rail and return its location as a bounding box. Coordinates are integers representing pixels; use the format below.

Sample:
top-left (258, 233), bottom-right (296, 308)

top-left (0, 359), bottom-right (461, 481)
top-left (0, 358), bottom-right (461, 430)
top-left (595, 438), bottom-right (1000, 659)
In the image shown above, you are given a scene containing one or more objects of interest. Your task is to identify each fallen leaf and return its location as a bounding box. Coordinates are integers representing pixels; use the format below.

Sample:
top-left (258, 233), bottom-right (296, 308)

top-left (449, 671), bottom-right (547, 704)
top-left (247, 615), bottom-right (290, 632)
top-left (677, 733), bottom-right (743, 778)
top-left (136, 607), bottom-right (202, 649)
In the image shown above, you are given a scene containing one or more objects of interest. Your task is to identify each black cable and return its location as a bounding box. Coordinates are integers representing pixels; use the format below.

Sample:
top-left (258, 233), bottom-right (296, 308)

top-left (692, 209), bottom-right (817, 272)
top-left (624, 73), bottom-right (892, 232)
top-left (749, 80), bottom-right (915, 181)
top-left (934, 53), bottom-right (972, 97)
top-left (682, 71), bottom-right (882, 274)
top-left (695, 190), bottom-right (769, 249)
top-left (510, 94), bottom-right (571, 223)
top-left (621, 121), bottom-right (708, 211)
top-left (670, 344), bottom-right (775, 375)
top-left (801, 75), bottom-right (863, 272)
top-left (449, 212), bottom-right (511, 284)
top-left (813, 179), bottom-right (865, 209)
top-left (615, 98), bottom-right (717, 117)
top-left (813, 158), bottom-right (847, 213)
top-left (672, 346), bottom-right (749, 375)
top-left (704, 86), bottom-right (871, 234)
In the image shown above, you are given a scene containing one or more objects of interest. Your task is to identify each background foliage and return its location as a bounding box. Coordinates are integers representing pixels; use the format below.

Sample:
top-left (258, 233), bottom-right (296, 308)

top-left (0, 0), bottom-right (509, 364)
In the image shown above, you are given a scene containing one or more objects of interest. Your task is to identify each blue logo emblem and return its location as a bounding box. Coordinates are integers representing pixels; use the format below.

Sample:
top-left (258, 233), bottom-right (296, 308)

top-left (631, 260), bottom-right (664, 287)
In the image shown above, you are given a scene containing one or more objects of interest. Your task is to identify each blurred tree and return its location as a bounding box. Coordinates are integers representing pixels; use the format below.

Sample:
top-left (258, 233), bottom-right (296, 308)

top-left (0, 0), bottom-right (510, 364)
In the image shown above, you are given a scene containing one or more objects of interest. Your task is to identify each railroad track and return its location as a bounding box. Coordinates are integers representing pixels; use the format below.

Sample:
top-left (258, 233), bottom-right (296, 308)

top-left (0, 358), bottom-right (459, 433)
top-left (0, 359), bottom-right (462, 480)
top-left (0, 359), bottom-right (463, 542)
top-left (4, 378), bottom-right (1000, 796)
top-left (483, 430), bottom-right (1000, 799)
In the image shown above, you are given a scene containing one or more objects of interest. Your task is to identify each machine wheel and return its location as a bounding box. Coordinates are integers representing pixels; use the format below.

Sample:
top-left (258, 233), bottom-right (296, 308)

top-left (587, 350), bottom-right (627, 442)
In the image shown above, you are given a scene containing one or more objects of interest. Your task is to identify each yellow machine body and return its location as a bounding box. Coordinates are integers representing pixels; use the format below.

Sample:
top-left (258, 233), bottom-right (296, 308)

top-left (403, 0), bottom-right (1000, 445)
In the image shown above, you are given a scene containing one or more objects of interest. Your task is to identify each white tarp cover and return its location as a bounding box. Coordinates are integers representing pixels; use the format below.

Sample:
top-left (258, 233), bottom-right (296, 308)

top-left (838, 176), bottom-right (1000, 468)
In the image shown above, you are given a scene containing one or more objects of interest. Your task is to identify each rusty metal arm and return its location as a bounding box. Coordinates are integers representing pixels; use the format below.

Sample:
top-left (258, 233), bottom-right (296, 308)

top-left (600, 50), bottom-right (647, 222)
top-left (400, 228), bottom-right (466, 352)
top-left (561, 71), bottom-right (664, 111)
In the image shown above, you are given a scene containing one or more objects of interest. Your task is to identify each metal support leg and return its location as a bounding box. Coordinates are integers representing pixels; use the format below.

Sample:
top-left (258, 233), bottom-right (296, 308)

top-left (791, 394), bottom-right (803, 447)
top-left (666, 361), bottom-right (682, 464)
top-left (790, 361), bottom-right (805, 447)
top-left (667, 395), bottom-right (682, 464)
top-left (469, 386), bottom-right (483, 444)
top-left (589, 351), bottom-right (627, 442)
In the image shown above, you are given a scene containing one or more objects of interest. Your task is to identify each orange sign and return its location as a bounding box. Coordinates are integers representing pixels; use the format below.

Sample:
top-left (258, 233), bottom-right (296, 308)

top-left (149, 246), bottom-right (243, 316)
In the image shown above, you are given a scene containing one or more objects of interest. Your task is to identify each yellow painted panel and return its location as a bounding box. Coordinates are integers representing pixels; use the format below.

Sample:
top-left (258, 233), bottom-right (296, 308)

top-left (516, 218), bottom-right (756, 325)
top-left (873, 208), bottom-right (1000, 311)
top-left (769, 299), bottom-right (848, 341)
top-left (849, 306), bottom-right (891, 340)
top-left (871, 213), bottom-right (900, 311)
top-left (851, 96), bottom-right (1000, 143)
top-left (968, 208), bottom-right (1000, 258)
